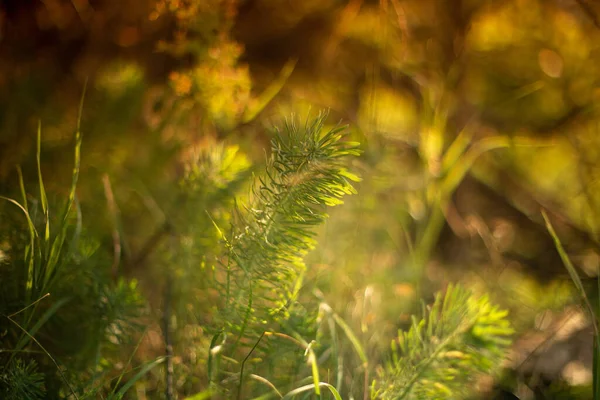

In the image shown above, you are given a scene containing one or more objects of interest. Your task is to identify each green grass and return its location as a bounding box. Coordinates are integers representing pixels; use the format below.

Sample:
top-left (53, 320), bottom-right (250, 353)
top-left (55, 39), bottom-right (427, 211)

top-left (0, 111), bottom-right (516, 399)
top-left (543, 210), bottom-right (600, 400)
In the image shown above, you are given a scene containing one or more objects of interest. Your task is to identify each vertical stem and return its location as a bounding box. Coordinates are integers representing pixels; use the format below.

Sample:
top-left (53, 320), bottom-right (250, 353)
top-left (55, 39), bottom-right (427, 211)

top-left (413, 198), bottom-right (447, 277)
top-left (237, 331), bottom-right (266, 400)
top-left (164, 235), bottom-right (175, 400)
top-left (102, 174), bottom-right (121, 281)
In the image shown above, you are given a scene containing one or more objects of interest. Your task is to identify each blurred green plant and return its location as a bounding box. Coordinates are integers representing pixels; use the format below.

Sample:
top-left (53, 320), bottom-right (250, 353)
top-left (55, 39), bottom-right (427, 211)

top-left (0, 108), bottom-right (515, 400)
top-left (170, 114), bottom-right (513, 400)
top-left (0, 359), bottom-right (45, 400)
top-left (153, 0), bottom-right (296, 133)
top-left (0, 114), bottom-right (157, 399)
top-left (205, 113), bottom-right (361, 396)
top-left (373, 284), bottom-right (513, 399)
top-left (543, 210), bottom-right (600, 400)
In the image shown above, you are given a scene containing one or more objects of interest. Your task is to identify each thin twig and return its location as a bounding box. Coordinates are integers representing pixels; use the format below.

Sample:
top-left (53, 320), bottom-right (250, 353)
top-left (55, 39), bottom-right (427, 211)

top-left (129, 220), bottom-right (173, 268)
top-left (363, 367), bottom-right (369, 400)
top-left (237, 331), bottom-right (266, 400)
top-left (575, 0), bottom-right (600, 29)
top-left (514, 308), bottom-right (577, 373)
top-left (163, 234), bottom-right (175, 400)
top-left (5, 315), bottom-right (80, 400)
top-left (102, 174), bottom-right (121, 280)
top-left (7, 293), bottom-right (50, 318)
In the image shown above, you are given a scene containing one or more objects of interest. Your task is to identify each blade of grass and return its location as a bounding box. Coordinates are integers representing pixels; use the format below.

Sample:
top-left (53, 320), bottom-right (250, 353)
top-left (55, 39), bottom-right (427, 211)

top-left (594, 338), bottom-right (600, 400)
top-left (0, 195), bottom-right (39, 301)
top-left (5, 293), bottom-right (50, 365)
top-left (326, 313), bottom-right (343, 392)
top-left (184, 390), bottom-right (214, 400)
top-left (44, 85), bottom-right (85, 289)
top-left (208, 330), bottom-right (226, 384)
top-left (66, 197), bottom-right (83, 261)
top-left (249, 374), bottom-right (283, 399)
top-left (36, 121), bottom-right (50, 255)
top-left (305, 341), bottom-right (321, 397)
top-left (5, 314), bottom-right (79, 399)
top-left (109, 327), bottom-right (150, 396)
top-left (596, 273), bottom-right (600, 400)
top-left (264, 331), bottom-right (321, 397)
top-left (238, 331), bottom-right (266, 400)
top-left (330, 310), bottom-right (368, 365)
top-left (16, 166), bottom-right (29, 215)
top-left (113, 357), bottom-right (166, 398)
top-left (14, 297), bottom-right (70, 353)
top-left (282, 383), bottom-right (342, 400)
top-left (242, 59), bottom-right (297, 124)
top-left (542, 210), bottom-right (597, 330)
top-left (543, 209), bottom-right (600, 400)
top-left (440, 124), bottom-right (473, 174)
top-left (7, 293), bottom-right (50, 318)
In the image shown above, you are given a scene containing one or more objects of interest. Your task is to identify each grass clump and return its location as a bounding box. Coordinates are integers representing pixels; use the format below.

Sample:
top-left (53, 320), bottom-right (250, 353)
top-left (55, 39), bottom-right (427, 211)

top-left (0, 115), bottom-right (150, 398)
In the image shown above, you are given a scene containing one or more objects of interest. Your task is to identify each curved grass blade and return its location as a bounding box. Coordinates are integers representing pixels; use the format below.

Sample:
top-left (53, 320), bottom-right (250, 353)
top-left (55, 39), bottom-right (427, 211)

top-left (249, 373), bottom-right (283, 399)
top-left (36, 121), bottom-right (50, 255)
top-left (0, 195), bottom-right (39, 301)
top-left (113, 357), bottom-right (166, 398)
top-left (282, 383), bottom-right (342, 400)
top-left (14, 297), bottom-right (70, 353)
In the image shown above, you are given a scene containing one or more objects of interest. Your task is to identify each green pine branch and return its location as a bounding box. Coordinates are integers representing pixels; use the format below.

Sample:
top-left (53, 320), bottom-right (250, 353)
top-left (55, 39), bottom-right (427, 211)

top-left (0, 359), bottom-right (45, 400)
top-left (374, 284), bottom-right (514, 400)
top-left (214, 112), bottom-right (361, 349)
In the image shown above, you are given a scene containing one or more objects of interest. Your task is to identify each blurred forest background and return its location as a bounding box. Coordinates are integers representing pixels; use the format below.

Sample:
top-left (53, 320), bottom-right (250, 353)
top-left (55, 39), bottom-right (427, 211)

top-left (2, 0), bottom-right (600, 398)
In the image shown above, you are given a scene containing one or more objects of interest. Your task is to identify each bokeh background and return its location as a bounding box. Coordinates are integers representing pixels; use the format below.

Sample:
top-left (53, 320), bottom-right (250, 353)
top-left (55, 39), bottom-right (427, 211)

top-left (2, 0), bottom-right (600, 398)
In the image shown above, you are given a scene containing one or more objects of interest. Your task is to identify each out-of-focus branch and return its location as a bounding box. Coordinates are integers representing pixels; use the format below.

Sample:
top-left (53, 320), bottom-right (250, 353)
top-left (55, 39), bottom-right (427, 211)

top-left (574, 0), bottom-right (600, 29)
top-left (102, 174), bottom-right (122, 280)
top-left (163, 257), bottom-right (174, 400)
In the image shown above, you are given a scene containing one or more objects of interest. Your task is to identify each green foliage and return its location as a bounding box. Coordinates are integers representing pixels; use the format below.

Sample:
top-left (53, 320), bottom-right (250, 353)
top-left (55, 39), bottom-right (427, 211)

top-left (207, 113), bottom-right (360, 390)
top-left (544, 211), bottom-right (600, 400)
top-left (222, 114), bottom-right (359, 314)
top-left (160, 140), bottom-right (253, 395)
top-left (0, 359), bottom-right (45, 400)
top-left (0, 120), bottom-right (150, 398)
top-left (4, 1), bottom-right (600, 398)
top-left (154, 0), bottom-right (252, 130)
top-left (0, 112), bottom-right (515, 400)
top-left (374, 284), bottom-right (514, 399)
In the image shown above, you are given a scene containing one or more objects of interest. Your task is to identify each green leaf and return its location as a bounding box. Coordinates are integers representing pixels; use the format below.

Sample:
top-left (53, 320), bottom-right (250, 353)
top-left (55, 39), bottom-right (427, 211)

top-left (113, 357), bottom-right (166, 398)
top-left (282, 383), bottom-right (343, 400)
